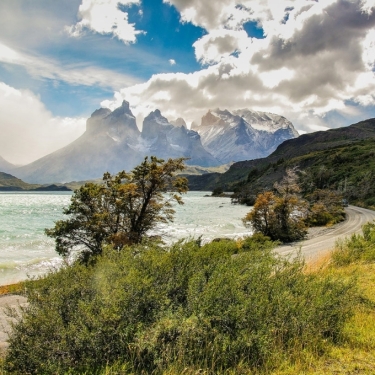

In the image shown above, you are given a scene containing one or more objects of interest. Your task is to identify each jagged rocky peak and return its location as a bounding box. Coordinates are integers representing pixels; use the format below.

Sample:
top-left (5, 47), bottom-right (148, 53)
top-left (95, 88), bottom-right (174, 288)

top-left (142, 109), bottom-right (172, 140)
top-left (107, 100), bottom-right (140, 141)
top-left (232, 108), bottom-right (299, 136)
top-left (91, 107), bottom-right (112, 118)
top-left (211, 109), bottom-right (245, 128)
top-left (191, 107), bottom-right (299, 164)
top-left (170, 118), bottom-right (187, 128)
top-left (200, 110), bottom-right (226, 127)
top-left (86, 107), bottom-right (112, 133)
top-left (86, 101), bottom-right (140, 140)
top-left (111, 100), bottom-right (133, 118)
top-left (144, 109), bottom-right (170, 125)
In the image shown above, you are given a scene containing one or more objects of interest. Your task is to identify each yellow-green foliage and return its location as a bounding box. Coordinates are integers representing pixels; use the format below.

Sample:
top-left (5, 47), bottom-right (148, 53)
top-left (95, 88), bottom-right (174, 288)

top-left (332, 221), bottom-right (375, 266)
top-left (5, 236), bottom-right (357, 375)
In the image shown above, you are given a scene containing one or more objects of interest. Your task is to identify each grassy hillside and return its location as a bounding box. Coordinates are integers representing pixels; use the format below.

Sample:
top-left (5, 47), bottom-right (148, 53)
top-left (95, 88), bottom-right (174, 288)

top-left (187, 118), bottom-right (375, 208)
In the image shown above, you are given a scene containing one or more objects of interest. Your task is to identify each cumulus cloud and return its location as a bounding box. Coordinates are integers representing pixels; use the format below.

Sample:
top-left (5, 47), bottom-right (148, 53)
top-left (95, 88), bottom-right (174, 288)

top-left (0, 82), bottom-right (86, 165)
top-left (107, 0), bottom-right (375, 133)
top-left (0, 42), bottom-right (139, 89)
top-left (193, 29), bottom-right (250, 64)
top-left (169, 59), bottom-right (176, 65)
top-left (67, 0), bottom-right (144, 44)
top-left (164, 0), bottom-right (252, 31)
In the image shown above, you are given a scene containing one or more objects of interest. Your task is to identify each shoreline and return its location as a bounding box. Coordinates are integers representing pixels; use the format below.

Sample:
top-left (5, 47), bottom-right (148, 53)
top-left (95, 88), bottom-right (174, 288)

top-left (0, 282), bottom-right (26, 296)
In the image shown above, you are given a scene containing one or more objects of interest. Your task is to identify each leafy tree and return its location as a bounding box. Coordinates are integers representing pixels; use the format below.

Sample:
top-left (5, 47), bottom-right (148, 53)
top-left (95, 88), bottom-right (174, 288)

top-left (243, 168), bottom-right (308, 242)
top-left (46, 156), bottom-right (188, 262)
top-left (242, 191), bottom-right (276, 238)
top-left (272, 168), bottom-right (309, 241)
top-left (306, 189), bottom-right (345, 226)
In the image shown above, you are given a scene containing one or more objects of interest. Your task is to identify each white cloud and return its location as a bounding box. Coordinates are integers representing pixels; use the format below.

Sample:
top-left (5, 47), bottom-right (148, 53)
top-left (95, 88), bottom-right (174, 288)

top-left (0, 82), bottom-right (86, 165)
top-left (67, 0), bottom-right (144, 44)
top-left (169, 59), bottom-right (176, 65)
top-left (193, 29), bottom-right (250, 64)
top-left (164, 0), bottom-right (250, 31)
top-left (0, 42), bottom-right (139, 89)
top-left (109, 0), bottom-right (375, 132)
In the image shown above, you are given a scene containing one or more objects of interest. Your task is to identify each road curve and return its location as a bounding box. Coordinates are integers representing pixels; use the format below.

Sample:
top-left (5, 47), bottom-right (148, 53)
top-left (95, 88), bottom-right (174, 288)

top-left (276, 205), bottom-right (375, 262)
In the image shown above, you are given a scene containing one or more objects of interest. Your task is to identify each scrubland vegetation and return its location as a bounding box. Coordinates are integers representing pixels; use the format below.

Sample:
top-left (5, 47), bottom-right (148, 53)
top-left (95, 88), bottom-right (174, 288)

top-left (232, 138), bottom-right (375, 211)
top-left (2, 224), bottom-right (375, 374)
top-left (243, 168), bottom-right (345, 243)
top-left (3, 234), bottom-right (358, 374)
top-left (3, 222), bottom-right (375, 374)
top-left (2, 156), bottom-right (375, 374)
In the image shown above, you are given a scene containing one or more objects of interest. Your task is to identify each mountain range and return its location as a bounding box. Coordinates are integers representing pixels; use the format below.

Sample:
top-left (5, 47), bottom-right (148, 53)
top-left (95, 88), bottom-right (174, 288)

top-left (5, 101), bottom-right (298, 183)
top-left (187, 118), bottom-right (375, 208)
top-left (192, 109), bottom-right (298, 164)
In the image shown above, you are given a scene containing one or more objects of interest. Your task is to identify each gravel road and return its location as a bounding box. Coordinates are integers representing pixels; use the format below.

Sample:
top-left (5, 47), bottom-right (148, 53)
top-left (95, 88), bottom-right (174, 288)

top-left (276, 205), bottom-right (375, 262)
top-left (0, 294), bottom-right (27, 353)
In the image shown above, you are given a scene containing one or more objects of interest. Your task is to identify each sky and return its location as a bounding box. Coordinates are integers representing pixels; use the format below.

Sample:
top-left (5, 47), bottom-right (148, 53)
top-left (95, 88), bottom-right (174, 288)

top-left (0, 0), bottom-right (375, 165)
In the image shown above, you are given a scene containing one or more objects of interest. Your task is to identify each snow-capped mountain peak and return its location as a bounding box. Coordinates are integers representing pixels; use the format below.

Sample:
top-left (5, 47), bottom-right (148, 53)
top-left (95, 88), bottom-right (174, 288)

top-left (193, 108), bottom-right (299, 163)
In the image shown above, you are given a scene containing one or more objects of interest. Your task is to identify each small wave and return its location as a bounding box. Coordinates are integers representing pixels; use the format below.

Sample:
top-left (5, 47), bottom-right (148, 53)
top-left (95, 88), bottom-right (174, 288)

top-left (0, 261), bottom-right (18, 271)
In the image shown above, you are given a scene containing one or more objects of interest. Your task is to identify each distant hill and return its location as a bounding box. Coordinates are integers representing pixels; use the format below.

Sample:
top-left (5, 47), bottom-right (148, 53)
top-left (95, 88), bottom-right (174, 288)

top-left (0, 172), bottom-right (71, 191)
top-left (0, 156), bottom-right (16, 173)
top-left (188, 118), bottom-right (375, 208)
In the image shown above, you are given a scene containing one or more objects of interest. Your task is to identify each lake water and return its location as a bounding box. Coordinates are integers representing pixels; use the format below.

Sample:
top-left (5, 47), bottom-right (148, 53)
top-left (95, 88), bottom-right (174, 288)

top-left (0, 191), bottom-right (252, 285)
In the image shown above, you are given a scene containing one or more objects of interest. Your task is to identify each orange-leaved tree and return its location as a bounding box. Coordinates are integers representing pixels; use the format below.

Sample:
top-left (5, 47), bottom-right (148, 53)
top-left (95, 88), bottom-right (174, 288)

top-left (243, 168), bottom-right (308, 243)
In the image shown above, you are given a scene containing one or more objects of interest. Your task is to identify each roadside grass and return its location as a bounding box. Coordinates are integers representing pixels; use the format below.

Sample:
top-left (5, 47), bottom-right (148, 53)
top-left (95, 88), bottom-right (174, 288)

top-left (2, 223), bottom-right (375, 374)
top-left (266, 262), bottom-right (375, 375)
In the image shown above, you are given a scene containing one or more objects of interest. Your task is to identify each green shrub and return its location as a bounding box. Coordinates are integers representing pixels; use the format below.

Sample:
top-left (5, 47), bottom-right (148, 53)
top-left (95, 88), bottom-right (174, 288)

top-left (6, 238), bottom-right (357, 374)
top-left (332, 221), bottom-right (375, 266)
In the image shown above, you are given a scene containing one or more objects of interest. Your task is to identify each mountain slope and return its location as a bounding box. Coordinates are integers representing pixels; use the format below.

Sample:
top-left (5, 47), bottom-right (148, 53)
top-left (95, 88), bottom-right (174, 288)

top-left (192, 108), bottom-right (298, 163)
top-left (15, 101), bottom-right (145, 183)
top-left (0, 172), bottom-right (40, 190)
top-left (0, 172), bottom-right (71, 191)
top-left (187, 118), bottom-right (375, 207)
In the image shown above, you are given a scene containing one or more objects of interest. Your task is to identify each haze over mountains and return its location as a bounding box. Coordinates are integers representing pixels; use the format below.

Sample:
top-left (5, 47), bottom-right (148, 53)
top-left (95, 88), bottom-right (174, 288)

top-left (7, 101), bottom-right (298, 183)
top-left (0, 156), bottom-right (15, 173)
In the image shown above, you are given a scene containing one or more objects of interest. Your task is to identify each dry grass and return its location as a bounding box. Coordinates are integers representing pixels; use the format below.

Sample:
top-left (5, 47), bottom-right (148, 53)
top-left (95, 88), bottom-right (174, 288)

top-left (0, 283), bottom-right (25, 296)
top-left (303, 251), bottom-right (333, 274)
top-left (268, 261), bottom-right (375, 375)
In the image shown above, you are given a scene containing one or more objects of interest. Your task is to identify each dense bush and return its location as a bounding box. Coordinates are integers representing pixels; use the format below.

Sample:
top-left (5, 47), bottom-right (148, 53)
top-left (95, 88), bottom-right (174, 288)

top-left (332, 221), bottom-right (375, 266)
top-left (6, 238), bottom-right (356, 374)
top-left (305, 189), bottom-right (346, 226)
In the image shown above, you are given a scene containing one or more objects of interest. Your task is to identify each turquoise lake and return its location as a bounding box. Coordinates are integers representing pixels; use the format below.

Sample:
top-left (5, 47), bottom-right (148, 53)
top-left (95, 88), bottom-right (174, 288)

top-left (0, 191), bottom-right (252, 284)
